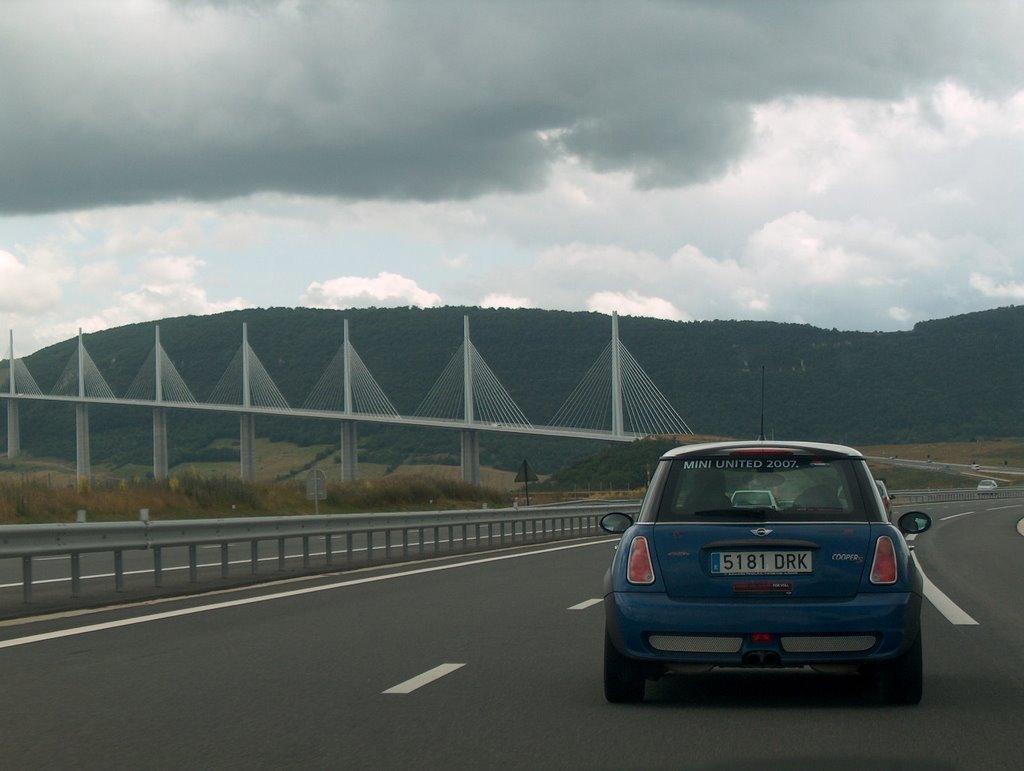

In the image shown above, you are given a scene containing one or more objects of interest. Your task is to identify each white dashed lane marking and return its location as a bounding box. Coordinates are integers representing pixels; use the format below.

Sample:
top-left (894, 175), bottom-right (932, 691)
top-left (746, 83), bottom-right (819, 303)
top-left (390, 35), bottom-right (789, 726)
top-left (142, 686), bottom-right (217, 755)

top-left (568, 598), bottom-right (603, 610)
top-left (382, 664), bottom-right (465, 694)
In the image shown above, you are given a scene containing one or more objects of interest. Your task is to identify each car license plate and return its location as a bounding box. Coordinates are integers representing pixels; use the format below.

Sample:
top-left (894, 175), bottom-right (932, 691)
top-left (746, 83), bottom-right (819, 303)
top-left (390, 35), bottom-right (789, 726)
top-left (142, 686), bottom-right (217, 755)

top-left (710, 551), bottom-right (812, 575)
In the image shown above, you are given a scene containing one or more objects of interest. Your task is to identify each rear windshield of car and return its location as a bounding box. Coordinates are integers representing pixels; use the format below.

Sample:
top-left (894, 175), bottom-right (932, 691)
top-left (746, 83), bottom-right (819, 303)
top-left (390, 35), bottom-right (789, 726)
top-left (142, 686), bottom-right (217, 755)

top-left (654, 454), bottom-right (875, 523)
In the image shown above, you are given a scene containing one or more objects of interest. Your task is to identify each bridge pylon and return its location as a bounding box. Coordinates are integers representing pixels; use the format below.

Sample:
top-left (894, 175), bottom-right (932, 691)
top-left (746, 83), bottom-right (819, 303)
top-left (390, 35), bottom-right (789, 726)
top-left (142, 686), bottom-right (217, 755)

top-left (75, 330), bottom-right (91, 488)
top-left (6, 331), bottom-right (20, 458)
top-left (153, 326), bottom-right (169, 479)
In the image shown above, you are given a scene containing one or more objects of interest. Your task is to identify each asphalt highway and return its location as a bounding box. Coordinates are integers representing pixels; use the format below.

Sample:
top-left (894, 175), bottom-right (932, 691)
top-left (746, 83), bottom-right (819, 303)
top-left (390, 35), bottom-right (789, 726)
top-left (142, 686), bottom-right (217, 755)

top-left (1, 497), bottom-right (1022, 770)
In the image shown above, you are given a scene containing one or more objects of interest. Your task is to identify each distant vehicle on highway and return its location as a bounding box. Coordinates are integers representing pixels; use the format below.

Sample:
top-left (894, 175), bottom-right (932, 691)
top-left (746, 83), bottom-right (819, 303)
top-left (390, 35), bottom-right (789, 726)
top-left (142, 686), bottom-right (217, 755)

top-left (977, 479), bottom-right (998, 495)
top-left (600, 440), bottom-right (932, 705)
top-left (970, 464), bottom-right (981, 470)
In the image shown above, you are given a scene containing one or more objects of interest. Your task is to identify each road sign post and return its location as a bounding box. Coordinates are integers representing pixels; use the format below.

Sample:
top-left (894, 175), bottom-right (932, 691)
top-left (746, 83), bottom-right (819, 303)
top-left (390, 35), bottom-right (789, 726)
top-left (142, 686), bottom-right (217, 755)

top-left (306, 467), bottom-right (327, 515)
top-left (514, 459), bottom-right (538, 506)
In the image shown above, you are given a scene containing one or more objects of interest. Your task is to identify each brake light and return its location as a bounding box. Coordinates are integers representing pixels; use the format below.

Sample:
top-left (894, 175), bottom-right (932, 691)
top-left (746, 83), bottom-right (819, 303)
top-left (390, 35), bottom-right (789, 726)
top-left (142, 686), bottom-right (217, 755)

top-left (870, 536), bottom-right (898, 584)
top-left (729, 448), bottom-right (793, 456)
top-left (626, 536), bottom-right (655, 585)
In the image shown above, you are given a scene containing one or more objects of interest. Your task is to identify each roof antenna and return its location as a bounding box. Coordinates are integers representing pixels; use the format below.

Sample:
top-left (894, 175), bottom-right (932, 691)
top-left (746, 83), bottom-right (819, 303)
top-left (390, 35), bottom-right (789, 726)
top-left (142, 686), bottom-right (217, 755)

top-left (758, 365), bottom-right (766, 441)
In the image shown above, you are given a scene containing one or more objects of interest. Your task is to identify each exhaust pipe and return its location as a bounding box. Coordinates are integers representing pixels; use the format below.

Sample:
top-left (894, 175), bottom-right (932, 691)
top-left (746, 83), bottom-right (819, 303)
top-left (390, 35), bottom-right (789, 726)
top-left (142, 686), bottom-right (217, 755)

top-left (742, 650), bottom-right (780, 666)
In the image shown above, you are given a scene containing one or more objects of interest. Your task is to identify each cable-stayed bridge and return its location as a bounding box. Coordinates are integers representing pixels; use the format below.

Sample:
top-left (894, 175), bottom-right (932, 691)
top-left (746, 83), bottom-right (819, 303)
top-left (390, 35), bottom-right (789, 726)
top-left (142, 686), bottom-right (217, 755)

top-left (1, 313), bottom-right (691, 485)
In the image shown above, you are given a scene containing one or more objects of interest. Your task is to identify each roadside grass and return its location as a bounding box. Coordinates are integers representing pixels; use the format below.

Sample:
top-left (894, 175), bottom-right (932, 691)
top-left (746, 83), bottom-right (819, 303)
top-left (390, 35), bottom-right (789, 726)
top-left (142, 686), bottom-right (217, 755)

top-left (860, 439), bottom-right (1024, 468)
top-left (0, 471), bottom-right (513, 525)
top-left (862, 439), bottom-right (1024, 489)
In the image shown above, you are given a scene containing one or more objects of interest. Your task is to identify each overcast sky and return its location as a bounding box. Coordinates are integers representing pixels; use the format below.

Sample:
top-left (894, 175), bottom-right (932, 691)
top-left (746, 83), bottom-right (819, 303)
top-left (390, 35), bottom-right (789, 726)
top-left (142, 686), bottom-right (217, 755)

top-left (2, 0), bottom-right (1024, 355)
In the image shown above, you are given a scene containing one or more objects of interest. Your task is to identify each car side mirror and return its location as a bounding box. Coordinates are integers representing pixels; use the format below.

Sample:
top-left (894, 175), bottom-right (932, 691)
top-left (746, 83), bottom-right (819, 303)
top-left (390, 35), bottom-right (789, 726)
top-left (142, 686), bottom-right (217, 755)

top-left (600, 512), bottom-right (634, 534)
top-left (898, 511), bottom-right (931, 535)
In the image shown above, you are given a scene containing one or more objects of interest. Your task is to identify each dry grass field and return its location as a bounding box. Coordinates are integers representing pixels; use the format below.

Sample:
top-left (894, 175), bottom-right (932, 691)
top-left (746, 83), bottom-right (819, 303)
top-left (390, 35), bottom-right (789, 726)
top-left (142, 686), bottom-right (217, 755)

top-left (1, 437), bottom-right (1021, 523)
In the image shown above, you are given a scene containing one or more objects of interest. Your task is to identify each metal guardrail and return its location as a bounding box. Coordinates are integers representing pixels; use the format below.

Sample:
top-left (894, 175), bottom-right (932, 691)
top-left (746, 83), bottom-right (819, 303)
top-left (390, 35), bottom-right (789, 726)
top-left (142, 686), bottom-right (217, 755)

top-left (0, 501), bottom-right (639, 605)
top-left (890, 487), bottom-right (1024, 505)
top-left (3, 486), bottom-right (1014, 608)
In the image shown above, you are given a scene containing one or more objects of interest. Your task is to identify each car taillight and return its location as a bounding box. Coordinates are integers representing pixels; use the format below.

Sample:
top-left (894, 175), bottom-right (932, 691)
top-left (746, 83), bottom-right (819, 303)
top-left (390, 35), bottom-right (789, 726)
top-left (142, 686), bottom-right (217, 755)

top-left (626, 536), bottom-right (655, 585)
top-left (870, 536), bottom-right (898, 584)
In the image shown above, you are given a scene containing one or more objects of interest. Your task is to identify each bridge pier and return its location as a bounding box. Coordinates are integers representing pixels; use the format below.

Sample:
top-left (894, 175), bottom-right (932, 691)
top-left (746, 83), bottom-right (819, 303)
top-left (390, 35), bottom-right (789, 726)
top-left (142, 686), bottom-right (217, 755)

top-left (340, 421), bottom-right (358, 482)
top-left (461, 430), bottom-right (480, 486)
top-left (153, 407), bottom-right (168, 479)
top-left (6, 400), bottom-right (19, 458)
top-left (240, 414), bottom-right (256, 481)
top-left (76, 403), bottom-right (91, 485)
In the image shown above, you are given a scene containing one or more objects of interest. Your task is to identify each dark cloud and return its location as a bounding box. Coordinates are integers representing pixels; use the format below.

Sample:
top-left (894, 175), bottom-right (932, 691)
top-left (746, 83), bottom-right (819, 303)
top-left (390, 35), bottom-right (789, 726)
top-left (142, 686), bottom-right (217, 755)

top-left (0, 0), bottom-right (1018, 213)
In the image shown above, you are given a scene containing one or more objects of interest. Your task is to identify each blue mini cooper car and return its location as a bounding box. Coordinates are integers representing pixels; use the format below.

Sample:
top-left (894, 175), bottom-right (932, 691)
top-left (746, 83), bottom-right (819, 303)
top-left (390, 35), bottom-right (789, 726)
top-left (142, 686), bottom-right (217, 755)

top-left (601, 440), bottom-right (932, 704)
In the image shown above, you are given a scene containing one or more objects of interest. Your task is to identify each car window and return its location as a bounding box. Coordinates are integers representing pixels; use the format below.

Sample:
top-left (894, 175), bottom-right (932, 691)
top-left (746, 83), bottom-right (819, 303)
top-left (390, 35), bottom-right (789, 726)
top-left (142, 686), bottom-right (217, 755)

top-left (655, 455), bottom-right (872, 523)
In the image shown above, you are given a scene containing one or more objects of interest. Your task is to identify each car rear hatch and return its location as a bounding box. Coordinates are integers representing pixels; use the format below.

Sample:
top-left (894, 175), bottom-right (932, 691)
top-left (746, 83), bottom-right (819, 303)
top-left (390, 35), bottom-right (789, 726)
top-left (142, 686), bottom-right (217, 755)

top-left (652, 522), bottom-right (872, 599)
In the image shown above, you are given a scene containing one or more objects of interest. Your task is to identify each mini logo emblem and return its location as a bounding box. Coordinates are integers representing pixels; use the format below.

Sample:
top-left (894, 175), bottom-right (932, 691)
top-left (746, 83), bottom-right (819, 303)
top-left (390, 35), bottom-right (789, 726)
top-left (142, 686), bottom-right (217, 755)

top-left (751, 527), bottom-right (773, 537)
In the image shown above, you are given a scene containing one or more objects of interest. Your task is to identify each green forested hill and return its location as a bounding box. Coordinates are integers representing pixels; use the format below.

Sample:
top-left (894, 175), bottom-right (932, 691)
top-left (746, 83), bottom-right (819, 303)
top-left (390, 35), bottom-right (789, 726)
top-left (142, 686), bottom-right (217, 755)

top-left (2, 305), bottom-right (1024, 475)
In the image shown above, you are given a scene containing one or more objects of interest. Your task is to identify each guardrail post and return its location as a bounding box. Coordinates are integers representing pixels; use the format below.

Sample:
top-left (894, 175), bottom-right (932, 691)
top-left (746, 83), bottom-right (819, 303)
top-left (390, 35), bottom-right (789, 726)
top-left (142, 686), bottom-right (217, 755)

top-left (346, 532), bottom-right (353, 563)
top-left (221, 544), bottom-right (230, 578)
top-left (367, 531), bottom-right (374, 564)
top-left (385, 530), bottom-right (392, 560)
top-left (189, 545), bottom-right (198, 583)
top-left (302, 536), bottom-right (310, 568)
top-left (325, 534), bottom-right (333, 566)
top-left (22, 556), bottom-right (32, 603)
top-left (114, 551), bottom-right (124, 592)
top-left (277, 538), bottom-right (286, 571)
top-left (71, 553), bottom-right (81, 597)
top-left (418, 527), bottom-right (425, 555)
top-left (433, 527), bottom-right (439, 554)
top-left (251, 541), bottom-right (259, 574)
top-left (153, 547), bottom-right (163, 588)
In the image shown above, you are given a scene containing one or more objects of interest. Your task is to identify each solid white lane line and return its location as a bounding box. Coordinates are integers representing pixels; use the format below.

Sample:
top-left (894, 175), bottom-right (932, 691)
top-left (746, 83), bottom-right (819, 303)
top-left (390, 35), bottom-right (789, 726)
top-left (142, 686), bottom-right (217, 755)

top-left (382, 663), bottom-right (465, 694)
top-left (568, 598), bottom-right (603, 610)
top-left (913, 553), bottom-right (978, 626)
top-left (0, 538), bottom-right (619, 650)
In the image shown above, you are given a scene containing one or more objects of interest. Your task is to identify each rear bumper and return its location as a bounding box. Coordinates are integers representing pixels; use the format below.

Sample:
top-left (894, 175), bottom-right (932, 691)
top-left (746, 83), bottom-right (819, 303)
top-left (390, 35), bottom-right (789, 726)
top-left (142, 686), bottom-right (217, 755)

top-left (605, 590), bottom-right (922, 666)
